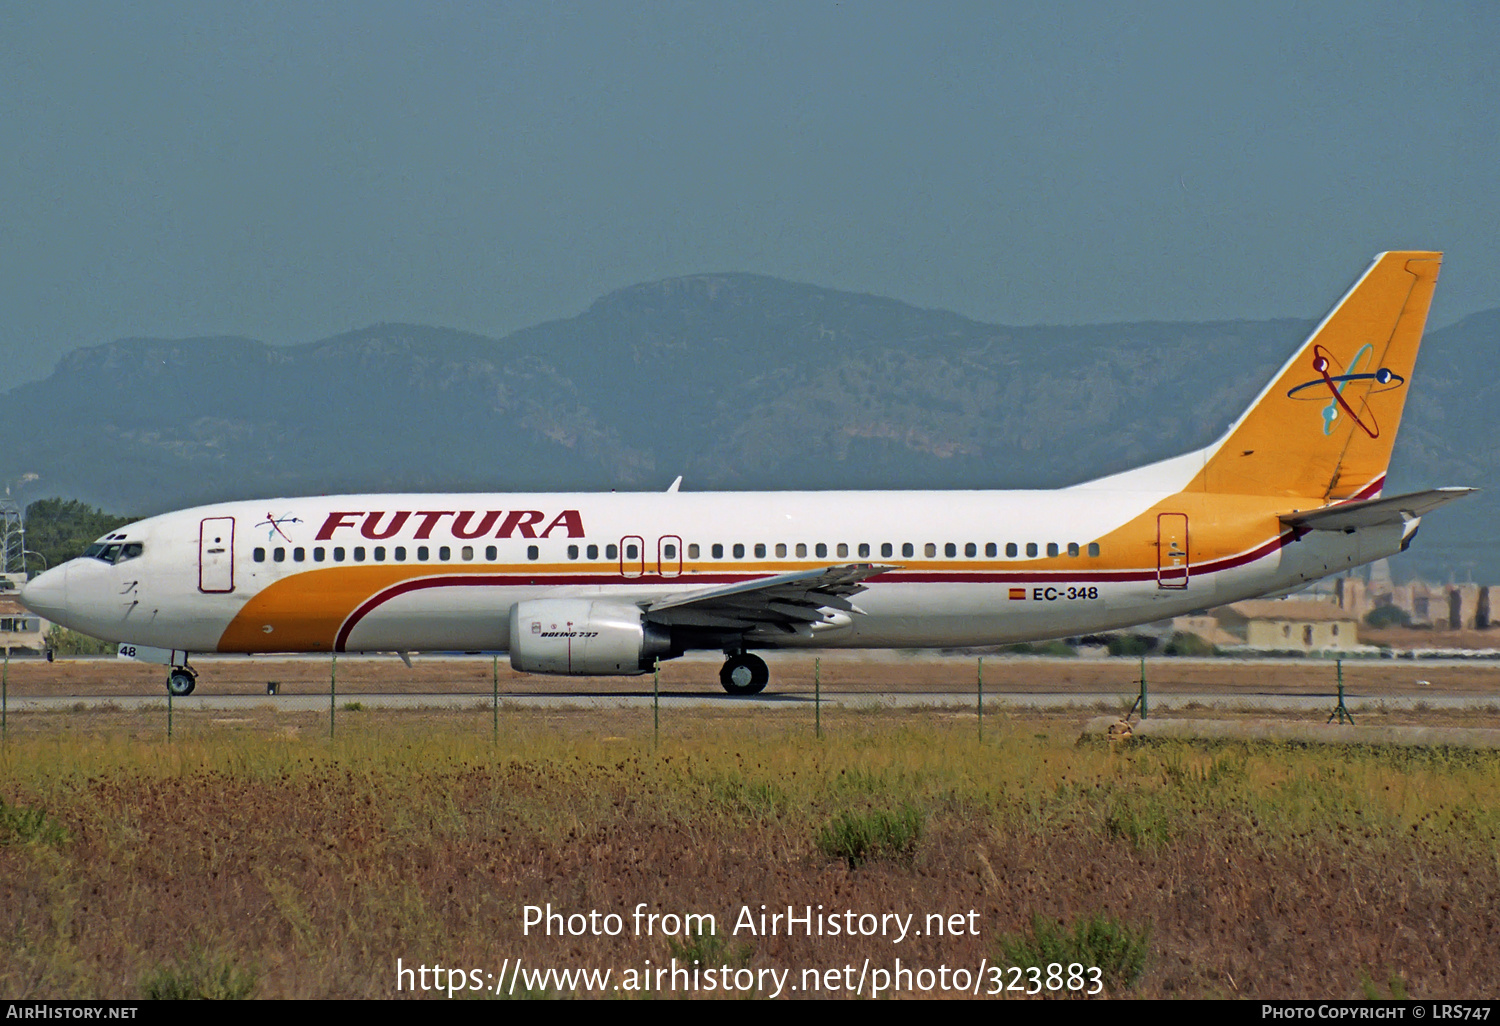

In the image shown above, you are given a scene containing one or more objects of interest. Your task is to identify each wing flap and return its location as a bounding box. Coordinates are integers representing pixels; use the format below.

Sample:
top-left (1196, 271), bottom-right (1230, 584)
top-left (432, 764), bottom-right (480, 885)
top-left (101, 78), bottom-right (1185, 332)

top-left (644, 563), bottom-right (897, 630)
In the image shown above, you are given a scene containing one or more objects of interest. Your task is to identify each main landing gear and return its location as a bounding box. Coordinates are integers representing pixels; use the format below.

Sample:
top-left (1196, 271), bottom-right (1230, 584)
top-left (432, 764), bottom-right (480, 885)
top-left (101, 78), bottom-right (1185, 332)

top-left (166, 664), bottom-right (198, 697)
top-left (719, 653), bottom-right (769, 696)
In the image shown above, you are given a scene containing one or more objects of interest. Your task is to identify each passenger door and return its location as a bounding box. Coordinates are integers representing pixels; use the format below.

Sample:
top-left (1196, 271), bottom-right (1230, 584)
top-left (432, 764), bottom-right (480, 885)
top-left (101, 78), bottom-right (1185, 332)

top-left (199, 517), bottom-right (236, 593)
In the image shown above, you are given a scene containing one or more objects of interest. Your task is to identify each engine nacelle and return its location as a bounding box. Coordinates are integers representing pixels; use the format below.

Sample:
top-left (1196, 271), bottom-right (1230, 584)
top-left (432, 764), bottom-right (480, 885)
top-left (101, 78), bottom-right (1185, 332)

top-left (508, 599), bottom-right (673, 675)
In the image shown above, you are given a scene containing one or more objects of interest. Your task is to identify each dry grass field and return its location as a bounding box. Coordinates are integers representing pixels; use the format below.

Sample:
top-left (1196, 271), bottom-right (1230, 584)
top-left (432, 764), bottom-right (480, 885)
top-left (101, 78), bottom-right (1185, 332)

top-left (3, 695), bottom-right (1500, 1000)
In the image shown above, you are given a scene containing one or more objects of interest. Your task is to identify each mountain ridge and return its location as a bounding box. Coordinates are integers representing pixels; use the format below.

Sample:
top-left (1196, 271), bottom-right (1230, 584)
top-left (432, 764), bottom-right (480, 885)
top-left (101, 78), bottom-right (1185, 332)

top-left (3, 272), bottom-right (1492, 579)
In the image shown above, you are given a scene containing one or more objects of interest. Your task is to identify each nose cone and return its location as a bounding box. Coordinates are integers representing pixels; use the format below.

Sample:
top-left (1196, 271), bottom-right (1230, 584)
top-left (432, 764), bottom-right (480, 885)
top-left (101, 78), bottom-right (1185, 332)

top-left (18, 563), bottom-right (72, 622)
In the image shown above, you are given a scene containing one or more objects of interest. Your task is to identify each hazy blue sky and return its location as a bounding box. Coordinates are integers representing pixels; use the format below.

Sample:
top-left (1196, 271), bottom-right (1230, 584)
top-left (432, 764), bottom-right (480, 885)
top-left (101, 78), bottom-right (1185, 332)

top-left (2, 1), bottom-right (1495, 384)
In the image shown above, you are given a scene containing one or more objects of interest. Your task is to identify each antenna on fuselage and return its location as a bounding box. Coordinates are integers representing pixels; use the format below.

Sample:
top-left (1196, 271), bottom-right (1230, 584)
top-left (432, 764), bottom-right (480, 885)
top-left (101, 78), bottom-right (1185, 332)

top-left (666, 475), bottom-right (683, 493)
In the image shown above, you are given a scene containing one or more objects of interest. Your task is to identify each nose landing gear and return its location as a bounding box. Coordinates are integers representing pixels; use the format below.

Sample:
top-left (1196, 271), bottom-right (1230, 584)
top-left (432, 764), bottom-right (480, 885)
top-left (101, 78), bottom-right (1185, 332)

top-left (719, 653), bottom-right (769, 696)
top-left (167, 664), bottom-right (197, 697)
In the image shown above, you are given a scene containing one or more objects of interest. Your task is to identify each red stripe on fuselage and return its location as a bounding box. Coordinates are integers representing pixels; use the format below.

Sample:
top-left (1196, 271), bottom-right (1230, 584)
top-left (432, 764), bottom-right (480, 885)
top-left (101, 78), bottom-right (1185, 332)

top-left (330, 529), bottom-right (1305, 651)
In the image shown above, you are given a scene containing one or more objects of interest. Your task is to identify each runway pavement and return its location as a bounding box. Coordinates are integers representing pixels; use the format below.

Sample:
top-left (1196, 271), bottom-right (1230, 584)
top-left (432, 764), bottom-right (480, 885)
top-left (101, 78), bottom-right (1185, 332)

top-left (10, 689), bottom-right (1497, 714)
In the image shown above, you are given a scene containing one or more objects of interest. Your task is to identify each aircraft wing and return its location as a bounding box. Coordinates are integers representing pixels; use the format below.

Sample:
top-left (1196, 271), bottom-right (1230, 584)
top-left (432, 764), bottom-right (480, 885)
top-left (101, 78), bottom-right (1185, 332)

top-left (643, 563), bottom-right (898, 630)
top-left (1279, 487), bottom-right (1475, 532)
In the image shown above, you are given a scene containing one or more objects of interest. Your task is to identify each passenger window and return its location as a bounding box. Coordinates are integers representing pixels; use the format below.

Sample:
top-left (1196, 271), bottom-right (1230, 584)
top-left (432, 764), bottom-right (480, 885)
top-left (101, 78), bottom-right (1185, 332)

top-left (733, 544), bottom-right (745, 558)
top-left (273, 547), bottom-right (286, 562)
top-left (774, 543), bottom-right (785, 558)
top-left (527, 545), bottom-right (539, 560)
top-left (314, 547), bottom-right (325, 563)
top-left (1088, 543), bottom-right (1101, 557)
top-left (353, 547), bottom-right (365, 562)
top-left (1047, 543), bottom-right (1059, 557)
top-left (1026, 543), bottom-right (1038, 557)
top-left (487, 546), bottom-right (498, 560)
top-left (858, 543), bottom-right (870, 558)
top-left (755, 543), bottom-right (766, 558)
top-left (417, 546), bottom-right (429, 561)
top-left (836, 543), bottom-right (848, 558)
top-left (924, 543), bottom-right (936, 558)
top-left (711, 543), bottom-right (723, 559)
top-left (945, 543), bottom-right (957, 557)
top-left (665, 543), bottom-right (677, 559)
top-left (294, 547), bottom-right (306, 562)
top-left (334, 547), bottom-right (346, 562)
top-left (815, 543), bottom-right (827, 558)
top-left (902, 542), bottom-right (914, 558)
top-left (373, 546), bottom-right (385, 561)
top-left (795, 543), bottom-right (806, 557)
top-left (1006, 543), bottom-right (1018, 557)
top-left (586, 544), bottom-right (599, 560)
top-left (439, 546), bottom-right (451, 560)
top-left (688, 543), bottom-right (700, 559)
top-left (626, 543), bottom-right (638, 559)
top-left (606, 544), bottom-right (618, 560)
top-left (1068, 542), bottom-right (1080, 557)
top-left (567, 545), bottom-right (579, 559)
top-left (394, 546), bottom-right (406, 561)
top-left (965, 542), bottom-right (977, 557)
top-left (254, 548), bottom-right (266, 562)
top-left (462, 546), bottom-right (474, 561)
top-left (985, 543), bottom-right (997, 557)
top-left (880, 543), bottom-right (893, 558)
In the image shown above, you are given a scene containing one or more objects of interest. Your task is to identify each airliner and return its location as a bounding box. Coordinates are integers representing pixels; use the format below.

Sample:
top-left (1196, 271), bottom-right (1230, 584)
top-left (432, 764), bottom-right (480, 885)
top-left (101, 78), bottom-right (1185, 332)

top-left (20, 251), bottom-right (1469, 696)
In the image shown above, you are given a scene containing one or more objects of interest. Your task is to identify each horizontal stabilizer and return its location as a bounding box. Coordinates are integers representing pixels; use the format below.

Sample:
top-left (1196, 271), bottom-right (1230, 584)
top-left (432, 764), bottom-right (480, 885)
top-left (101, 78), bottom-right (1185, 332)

top-left (1279, 487), bottom-right (1474, 532)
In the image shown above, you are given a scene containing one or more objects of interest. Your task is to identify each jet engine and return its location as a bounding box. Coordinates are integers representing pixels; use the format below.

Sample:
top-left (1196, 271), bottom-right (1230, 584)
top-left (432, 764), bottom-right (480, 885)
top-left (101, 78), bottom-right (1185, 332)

top-left (508, 599), bottom-right (673, 675)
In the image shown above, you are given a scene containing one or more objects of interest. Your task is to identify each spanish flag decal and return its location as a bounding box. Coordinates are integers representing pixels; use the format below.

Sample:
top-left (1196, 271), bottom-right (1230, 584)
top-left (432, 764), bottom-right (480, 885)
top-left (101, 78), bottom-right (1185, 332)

top-left (1009, 588), bottom-right (1026, 600)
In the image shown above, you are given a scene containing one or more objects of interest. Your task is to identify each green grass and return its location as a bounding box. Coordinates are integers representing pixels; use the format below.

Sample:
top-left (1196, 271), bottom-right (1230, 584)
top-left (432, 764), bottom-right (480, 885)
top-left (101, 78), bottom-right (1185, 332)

top-left (0, 796), bottom-right (69, 846)
top-left (996, 913), bottom-right (1150, 995)
top-left (139, 947), bottom-right (257, 999)
top-left (815, 805), bottom-right (924, 867)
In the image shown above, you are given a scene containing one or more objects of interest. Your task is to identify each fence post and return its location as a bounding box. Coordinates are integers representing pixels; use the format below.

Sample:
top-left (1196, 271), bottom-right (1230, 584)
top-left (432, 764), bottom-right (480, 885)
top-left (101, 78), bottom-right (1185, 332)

top-left (492, 654), bottom-right (499, 744)
top-left (977, 656), bottom-right (983, 744)
top-left (167, 675), bottom-right (173, 741)
top-left (815, 657), bottom-right (821, 739)
top-left (2, 644), bottom-right (8, 743)
top-left (653, 659), bottom-right (660, 747)
top-left (329, 652), bottom-right (337, 740)
top-left (1140, 654), bottom-right (1148, 720)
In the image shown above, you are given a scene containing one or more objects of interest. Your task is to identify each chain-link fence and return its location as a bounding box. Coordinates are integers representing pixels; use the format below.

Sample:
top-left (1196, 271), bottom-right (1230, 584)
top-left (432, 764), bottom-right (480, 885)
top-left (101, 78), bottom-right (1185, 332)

top-left (4, 648), bottom-right (1500, 743)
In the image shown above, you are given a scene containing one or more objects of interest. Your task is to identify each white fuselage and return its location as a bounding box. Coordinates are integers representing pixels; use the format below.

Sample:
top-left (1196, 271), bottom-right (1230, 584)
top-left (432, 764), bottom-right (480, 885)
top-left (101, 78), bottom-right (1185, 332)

top-left (20, 487), bottom-right (1404, 662)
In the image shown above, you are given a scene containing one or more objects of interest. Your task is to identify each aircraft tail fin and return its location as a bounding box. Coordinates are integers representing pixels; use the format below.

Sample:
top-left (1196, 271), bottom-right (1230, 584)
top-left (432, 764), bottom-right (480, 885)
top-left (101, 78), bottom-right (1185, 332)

top-left (1195, 251), bottom-right (1442, 500)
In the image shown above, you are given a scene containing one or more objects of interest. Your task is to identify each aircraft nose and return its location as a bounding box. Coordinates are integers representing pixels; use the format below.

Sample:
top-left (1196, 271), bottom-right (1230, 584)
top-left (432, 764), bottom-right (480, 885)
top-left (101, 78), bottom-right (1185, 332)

top-left (18, 563), bottom-right (71, 621)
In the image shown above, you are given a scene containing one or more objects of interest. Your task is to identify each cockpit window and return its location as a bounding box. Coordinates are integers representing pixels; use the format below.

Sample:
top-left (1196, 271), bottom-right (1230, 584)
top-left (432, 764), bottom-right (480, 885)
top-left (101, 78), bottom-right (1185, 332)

top-left (86, 540), bottom-right (144, 564)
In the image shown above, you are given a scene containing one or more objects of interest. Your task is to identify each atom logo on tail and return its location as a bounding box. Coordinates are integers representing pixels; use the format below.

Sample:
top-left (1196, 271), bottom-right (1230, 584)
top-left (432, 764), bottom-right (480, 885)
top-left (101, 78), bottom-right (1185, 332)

top-left (1286, 343), bottom-right (1404, 438)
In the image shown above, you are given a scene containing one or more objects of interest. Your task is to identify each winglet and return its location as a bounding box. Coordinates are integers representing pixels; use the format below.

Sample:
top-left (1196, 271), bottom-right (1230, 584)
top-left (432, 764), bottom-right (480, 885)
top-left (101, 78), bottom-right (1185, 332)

top-left (666, 475), bottom-right (683, 493)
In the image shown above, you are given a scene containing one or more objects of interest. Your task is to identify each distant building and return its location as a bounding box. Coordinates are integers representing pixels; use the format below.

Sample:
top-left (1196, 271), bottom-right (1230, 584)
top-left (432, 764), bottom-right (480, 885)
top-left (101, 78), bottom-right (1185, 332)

top-left (1212, 599), bottom-right (1364, 653)
top-left (0, 593), bottom-right (47, 653)
top-left (1336, 576), bottom-right (1493, 630)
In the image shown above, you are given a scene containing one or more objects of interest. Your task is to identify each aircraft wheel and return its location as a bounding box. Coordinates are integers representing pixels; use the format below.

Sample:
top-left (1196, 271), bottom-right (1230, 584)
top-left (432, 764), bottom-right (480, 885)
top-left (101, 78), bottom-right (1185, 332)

top-left (719, 653), bottom-right (769, 696)
top-left (167, 667), bottom-right (197, 697)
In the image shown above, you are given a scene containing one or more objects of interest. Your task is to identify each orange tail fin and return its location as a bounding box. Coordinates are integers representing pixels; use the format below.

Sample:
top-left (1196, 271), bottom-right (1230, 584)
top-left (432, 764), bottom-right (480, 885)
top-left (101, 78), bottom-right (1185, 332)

top-left (1195, 251), bottom-right (1442, 500)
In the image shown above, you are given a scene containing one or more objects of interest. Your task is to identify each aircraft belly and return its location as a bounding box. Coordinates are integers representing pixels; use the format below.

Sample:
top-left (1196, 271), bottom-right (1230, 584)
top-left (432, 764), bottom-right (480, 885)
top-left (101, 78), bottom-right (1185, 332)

top-left (339, 585), bottom-right (517, 652)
